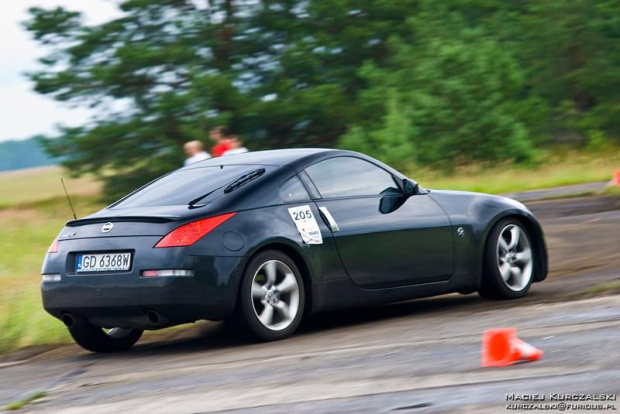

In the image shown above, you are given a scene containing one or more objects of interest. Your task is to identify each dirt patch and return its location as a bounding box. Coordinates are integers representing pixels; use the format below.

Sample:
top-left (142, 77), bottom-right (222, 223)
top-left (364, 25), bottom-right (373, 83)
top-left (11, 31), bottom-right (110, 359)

top-left (0, 166), bottom-right (59, 179)
top-left (0, 207), bottom-right (49, 225)
top-left (526, 195), bottom-right (620, 219)
top-left (527, 198), bottom-right (620, 279)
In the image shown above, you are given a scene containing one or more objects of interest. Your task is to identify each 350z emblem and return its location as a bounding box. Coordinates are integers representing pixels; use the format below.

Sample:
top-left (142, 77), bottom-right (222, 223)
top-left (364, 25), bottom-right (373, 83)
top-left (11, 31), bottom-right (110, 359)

top-left (457, 227), bottom-right (465, 238)
top-left (101, 222), bottom-right (114, 233)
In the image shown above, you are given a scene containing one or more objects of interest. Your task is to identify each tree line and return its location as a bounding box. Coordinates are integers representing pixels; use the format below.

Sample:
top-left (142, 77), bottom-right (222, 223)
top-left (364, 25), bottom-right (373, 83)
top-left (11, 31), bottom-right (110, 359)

top-left (26, 0), bottom-right (620, 199)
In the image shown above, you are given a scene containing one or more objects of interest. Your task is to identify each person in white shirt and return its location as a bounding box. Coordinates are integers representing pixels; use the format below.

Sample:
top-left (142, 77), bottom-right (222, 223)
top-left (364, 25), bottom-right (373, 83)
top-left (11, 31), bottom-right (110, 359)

top-left (222, 135), bottom-right (249, 156)
top-left (183, 140), bottom-right (211, 166)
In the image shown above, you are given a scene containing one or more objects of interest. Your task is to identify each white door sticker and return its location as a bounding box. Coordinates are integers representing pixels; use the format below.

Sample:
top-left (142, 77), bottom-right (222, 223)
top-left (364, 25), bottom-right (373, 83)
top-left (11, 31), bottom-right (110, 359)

top-left (288, 205), bottom-right (323, 245)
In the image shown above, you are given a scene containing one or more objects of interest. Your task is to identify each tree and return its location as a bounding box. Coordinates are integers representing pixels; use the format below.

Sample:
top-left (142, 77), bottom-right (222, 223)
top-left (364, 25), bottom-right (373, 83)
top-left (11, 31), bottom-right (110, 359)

top-left (26, 0), bottom-right (421, 199)
top-left (25, 0), bottom-right (620, 199)
top-left (341, 90), bottom-right (416, 170)
top-left (341, 2), bottom-right (535, 168)
top-left (27, 1), bottom-right (257, 199)
top-left (517, 0), bottom-right (620, 141)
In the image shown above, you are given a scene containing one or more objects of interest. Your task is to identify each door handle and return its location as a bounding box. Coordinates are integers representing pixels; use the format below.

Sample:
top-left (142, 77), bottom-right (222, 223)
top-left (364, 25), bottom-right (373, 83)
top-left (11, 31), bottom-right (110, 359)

top-left (318, 206), bottom-right (340, 232)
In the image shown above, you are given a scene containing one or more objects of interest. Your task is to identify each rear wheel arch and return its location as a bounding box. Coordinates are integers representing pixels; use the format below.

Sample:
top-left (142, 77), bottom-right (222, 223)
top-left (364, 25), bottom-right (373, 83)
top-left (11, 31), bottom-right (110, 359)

top-left (238, 241), bottom-right (313, 317)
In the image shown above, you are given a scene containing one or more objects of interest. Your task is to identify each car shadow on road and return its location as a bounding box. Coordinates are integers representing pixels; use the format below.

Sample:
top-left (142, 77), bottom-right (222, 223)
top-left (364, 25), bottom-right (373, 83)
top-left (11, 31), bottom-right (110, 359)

top-left (70, 291), bottom-right (550, 361)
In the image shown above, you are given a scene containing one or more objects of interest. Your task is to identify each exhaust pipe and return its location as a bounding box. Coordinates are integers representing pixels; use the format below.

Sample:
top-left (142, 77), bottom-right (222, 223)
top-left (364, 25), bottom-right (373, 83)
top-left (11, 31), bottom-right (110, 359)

top-left (146, 310), bottom-right (168, 326)
top-left (61, 313), bottom-right (76, 328)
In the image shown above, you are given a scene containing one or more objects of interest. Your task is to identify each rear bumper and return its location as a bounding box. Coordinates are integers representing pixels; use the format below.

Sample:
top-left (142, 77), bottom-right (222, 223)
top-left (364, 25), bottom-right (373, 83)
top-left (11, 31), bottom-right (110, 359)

top-left (42, 255), bottom-right (245, 329)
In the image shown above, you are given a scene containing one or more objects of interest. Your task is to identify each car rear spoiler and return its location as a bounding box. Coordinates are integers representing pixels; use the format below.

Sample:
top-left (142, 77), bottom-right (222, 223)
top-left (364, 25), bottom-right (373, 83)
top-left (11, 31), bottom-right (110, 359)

top-left (66, 216), bottom-right (178, 227)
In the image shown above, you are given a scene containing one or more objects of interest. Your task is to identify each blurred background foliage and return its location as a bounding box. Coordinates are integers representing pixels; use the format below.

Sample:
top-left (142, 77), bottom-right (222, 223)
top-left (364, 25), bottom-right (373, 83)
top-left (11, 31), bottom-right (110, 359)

top-left (25, 0), bottom-right (620, 200)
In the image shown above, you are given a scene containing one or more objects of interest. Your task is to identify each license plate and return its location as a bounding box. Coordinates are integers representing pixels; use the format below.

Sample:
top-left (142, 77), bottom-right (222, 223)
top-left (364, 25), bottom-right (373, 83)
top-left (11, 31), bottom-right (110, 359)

top-left (76, 252), bottom-right (132, 273)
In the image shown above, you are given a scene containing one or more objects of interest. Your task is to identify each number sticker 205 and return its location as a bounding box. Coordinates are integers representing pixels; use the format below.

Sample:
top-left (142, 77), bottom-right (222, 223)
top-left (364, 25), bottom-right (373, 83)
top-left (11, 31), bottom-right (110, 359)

top-left (287, 205), bottom-right (323, 245)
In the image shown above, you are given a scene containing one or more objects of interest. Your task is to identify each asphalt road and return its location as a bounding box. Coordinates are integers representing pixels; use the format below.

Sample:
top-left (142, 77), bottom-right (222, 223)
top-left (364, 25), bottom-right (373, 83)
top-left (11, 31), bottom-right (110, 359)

top-left (1, 196), bottom-right (619, 413)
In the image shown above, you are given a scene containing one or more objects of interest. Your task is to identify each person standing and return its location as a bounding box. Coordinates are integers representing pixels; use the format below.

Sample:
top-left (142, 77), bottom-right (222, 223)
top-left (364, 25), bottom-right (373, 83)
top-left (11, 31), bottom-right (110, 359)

top-left (209, 126), bottom-right (231, 157)
top-left (183, 140), bottom-right (211, 166)
top-left (222, 135), bottom-right (249, 156)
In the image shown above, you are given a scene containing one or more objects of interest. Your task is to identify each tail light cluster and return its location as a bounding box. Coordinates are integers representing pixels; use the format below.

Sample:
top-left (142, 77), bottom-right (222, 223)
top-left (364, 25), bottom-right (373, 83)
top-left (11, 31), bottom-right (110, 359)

top-left (154, 212), bottom-right (236, 248)
top-left (45, 211), bottom-right (235, 259)
top-left (47, 237), bottom-right (59, 253)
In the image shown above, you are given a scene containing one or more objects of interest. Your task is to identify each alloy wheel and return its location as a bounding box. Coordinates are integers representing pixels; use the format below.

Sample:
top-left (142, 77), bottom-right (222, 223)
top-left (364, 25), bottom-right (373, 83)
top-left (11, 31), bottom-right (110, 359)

top-left (496, 224), bottom-right (533, 292)
top-left (251, 260), bottom-right (300, 331)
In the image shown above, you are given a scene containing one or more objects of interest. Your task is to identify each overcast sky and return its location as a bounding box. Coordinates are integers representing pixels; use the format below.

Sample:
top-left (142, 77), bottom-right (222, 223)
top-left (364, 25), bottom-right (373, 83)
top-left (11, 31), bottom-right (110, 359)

top-left (0, 1), bottom-right (121, 142)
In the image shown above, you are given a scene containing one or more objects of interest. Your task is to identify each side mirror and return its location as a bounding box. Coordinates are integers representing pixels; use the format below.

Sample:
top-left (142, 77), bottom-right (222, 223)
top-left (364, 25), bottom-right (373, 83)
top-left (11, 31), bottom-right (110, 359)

top-left (402, 178), bottom-right (419, 196)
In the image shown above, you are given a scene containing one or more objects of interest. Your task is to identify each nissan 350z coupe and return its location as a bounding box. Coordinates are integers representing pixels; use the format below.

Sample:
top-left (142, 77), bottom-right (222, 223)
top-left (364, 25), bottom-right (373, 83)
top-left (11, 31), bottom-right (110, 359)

top-left (41, 149), bottom-right (548, 352)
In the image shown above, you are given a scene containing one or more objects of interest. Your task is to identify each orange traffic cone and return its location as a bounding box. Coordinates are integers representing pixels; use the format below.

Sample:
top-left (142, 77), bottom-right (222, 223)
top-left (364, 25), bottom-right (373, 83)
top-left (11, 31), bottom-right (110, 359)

top-left (482, 328), bottom-right (543, 367)
top-left (610, 170), bottom-right (620, 186)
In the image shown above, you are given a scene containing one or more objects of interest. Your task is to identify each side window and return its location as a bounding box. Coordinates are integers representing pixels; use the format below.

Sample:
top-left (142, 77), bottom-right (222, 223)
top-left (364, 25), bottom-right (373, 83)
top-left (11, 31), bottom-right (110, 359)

top-left (279, 176), bottom-right (310, 203)
top-left (305, 157), bottom-right (398, 198)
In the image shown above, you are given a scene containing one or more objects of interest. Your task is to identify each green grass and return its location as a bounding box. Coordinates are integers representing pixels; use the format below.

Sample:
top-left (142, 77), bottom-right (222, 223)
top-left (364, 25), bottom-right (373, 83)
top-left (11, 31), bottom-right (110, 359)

top-left (0, 166), bottom-right (100, 209)
top-left (0, 167), bottom-right (103, 352)
top-left (410, 149), bottom-right (620, 194)
top-left (603, 185), bottom-right (620, 197)
top-left (0, 195), bottom-right (104, 352)
top-left (578, 281), bottom-right (620, 298)
top-left (4, 392), bottom-right (47, 411)
top-left (0, 151), bottom-right (618, 353)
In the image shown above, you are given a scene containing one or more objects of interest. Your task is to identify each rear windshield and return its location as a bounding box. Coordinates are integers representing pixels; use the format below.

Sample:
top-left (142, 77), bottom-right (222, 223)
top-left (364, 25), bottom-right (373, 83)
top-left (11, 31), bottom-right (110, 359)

top-left (111, 165), bottom-right (265, 208)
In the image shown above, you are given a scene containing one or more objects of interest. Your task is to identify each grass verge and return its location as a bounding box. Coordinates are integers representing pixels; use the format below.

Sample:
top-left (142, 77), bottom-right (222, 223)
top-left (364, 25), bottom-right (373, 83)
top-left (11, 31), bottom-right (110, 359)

top-left (573, 281), bottom-right (620, 299)
top-left (411, 149), bottom-right (619, 194)
top-left (5, 392), bottom-right (47, 411)
top-left (0, 195), bottom-right (104, 353)
top-left (0, 166), bottom-right (100, 209)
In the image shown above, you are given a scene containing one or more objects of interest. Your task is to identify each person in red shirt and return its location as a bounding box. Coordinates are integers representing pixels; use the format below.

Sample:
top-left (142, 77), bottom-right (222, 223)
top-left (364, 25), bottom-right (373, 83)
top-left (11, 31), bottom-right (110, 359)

top-left (222, 134), bottom-right (249, 156)
top-left (209, 126), bottom-right (231, 157)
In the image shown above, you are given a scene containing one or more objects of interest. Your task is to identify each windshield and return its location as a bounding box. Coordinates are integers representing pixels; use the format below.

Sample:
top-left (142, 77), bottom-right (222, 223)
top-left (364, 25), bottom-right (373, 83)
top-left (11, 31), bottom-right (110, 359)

top-left (111, 165), bottom-right (265, 208)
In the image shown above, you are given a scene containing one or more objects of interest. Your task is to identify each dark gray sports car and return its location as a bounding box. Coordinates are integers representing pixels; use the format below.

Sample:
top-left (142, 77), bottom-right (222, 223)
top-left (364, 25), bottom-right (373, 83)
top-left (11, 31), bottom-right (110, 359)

top-left (41, 149), bottom-right (547, 352)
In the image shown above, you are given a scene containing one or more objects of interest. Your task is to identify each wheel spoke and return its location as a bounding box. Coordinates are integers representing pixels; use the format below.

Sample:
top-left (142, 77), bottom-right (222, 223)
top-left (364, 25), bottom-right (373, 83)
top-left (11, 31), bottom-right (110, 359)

top-left (276, 273), bottom-right (297, 293)
top-left (515, 249), bottom-right (532, 264)
top-left (499, 262), bottom-right (511, 281)
top-left (252, 282), bottom-right (266, 299)
top-left (510, 266), bottom-right (522, 287)
top-left (273, 302), bottom-right (291, 321)
top-left (264, 261), bottom-right (277, 287)
top-left (259, 304), bottom-right (274, 326)
top-left (508, 226), bottom-right (520, 249)
top-left (498, 236), bottom-right (509, 253)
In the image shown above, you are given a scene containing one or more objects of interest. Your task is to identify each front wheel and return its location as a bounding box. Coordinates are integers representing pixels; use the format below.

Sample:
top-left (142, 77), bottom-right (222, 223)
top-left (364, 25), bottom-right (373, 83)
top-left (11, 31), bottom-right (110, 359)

top-left (479, 219), bottom-right (535, 300)
top-left (68, 321), bottom-right (143, 353)
top-left (233, 250), bottom-right (305, 341)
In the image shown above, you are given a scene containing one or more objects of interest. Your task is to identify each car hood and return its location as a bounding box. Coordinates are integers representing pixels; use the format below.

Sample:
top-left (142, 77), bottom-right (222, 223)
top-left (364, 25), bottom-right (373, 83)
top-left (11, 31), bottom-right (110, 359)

top-left (430, 189), bottom-right (528, 207)
top-left (428, 189), bottom-right (532, 217)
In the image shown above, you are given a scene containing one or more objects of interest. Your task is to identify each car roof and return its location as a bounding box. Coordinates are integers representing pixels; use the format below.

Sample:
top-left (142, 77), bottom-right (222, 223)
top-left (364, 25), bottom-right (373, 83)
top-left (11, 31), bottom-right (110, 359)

top-left (185, 148), bottom-right (343, 170)
top-left (183, 147), bottom-right (407, 179)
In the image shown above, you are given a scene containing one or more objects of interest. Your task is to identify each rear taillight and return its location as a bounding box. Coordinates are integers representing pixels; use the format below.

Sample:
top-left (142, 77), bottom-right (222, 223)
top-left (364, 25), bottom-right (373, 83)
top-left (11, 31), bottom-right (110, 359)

top-left (47, 237), bottom-right (59, 253)
top-left (154, 212), bottom-right (236, 248)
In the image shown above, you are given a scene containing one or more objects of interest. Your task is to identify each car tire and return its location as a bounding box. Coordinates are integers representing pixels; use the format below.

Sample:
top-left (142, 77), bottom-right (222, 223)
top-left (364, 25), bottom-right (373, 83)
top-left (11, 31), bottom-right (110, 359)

top-left (479, 218), bottom-right (535, 300)
top-left (234, 250), bottom-right (305, 342)
top-left (68, 321), bottom-right (143, 353)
